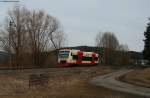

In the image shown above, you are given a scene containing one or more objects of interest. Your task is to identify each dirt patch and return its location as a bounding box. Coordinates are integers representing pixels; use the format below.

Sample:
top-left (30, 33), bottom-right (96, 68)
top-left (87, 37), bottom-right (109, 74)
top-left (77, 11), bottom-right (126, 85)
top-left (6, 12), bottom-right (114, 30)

top-left (119, 68), bottom-right (150, 88)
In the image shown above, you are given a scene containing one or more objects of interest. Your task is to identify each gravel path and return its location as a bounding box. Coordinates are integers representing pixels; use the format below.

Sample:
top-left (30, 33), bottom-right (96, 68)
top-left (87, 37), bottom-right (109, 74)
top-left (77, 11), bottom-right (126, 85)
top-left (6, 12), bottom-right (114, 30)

top-left (90, 69), bottom-right (150, 97)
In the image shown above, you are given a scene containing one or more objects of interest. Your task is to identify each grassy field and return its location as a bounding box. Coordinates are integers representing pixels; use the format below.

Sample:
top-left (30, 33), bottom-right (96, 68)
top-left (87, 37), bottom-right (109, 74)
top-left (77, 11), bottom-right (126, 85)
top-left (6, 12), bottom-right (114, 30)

top-left (119, 67), bottom-right (150, 88)
top-left (0, 66), bottom-right (147, 98)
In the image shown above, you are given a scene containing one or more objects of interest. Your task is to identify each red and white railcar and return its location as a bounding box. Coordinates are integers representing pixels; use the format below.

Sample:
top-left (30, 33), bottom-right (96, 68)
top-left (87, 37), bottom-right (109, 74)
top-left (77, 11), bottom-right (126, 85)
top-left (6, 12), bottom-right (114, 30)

top-left (57, 49), bottom-right (99, 67)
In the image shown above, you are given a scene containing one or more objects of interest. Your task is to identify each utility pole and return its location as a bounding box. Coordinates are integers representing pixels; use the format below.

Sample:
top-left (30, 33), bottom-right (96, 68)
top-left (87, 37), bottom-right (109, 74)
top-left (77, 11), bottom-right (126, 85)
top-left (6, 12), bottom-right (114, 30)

top-left (9, 21), bottom-right (14, 67)
top-left (0, 0), bottom-right (20, 68)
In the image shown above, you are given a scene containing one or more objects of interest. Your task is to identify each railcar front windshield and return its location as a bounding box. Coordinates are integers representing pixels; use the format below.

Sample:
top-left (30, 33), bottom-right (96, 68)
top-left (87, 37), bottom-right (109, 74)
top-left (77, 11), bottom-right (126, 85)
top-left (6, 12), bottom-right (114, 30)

top-left (59, 51), bottom-right (70, 59)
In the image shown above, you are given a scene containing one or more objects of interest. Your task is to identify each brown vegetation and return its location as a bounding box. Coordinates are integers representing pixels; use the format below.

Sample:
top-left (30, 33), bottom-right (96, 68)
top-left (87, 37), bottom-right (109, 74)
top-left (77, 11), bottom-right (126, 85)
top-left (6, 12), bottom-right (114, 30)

top-left (119, 68), bottom-right (150, 88)
top-left (0, 66), bottom-right (145, 98)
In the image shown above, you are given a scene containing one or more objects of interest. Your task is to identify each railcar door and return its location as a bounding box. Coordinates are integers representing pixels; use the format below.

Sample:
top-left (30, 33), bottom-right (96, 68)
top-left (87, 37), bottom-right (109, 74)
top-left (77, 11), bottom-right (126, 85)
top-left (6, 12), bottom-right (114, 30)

top-left (77, 51), bottom-right (83, 65)
top-left (92, 53), bottom-right (96, 65)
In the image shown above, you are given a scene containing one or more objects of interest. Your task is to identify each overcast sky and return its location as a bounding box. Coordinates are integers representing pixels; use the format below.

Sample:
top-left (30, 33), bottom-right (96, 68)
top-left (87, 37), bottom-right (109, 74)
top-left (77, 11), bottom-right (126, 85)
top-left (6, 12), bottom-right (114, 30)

top-left (0, 0), bottom-right (150, 52)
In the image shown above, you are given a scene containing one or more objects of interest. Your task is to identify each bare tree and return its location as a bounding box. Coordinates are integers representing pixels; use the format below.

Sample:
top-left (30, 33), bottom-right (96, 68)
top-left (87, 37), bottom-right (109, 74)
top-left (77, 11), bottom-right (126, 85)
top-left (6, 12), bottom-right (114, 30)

top-left (96, 32), bottom-right (119, 50)
top-left (95, 32), bottom-right (130, 65)
top-left (50, 28), bottom-right (67, 49)
top-left (117, 44), bottom-right (130, 65)
top-left (95, 32), bottom-right (119, 65)
top-left (25, 10), bottom-right (66, 66)
top-left (0, 6), bottom-right (66, 67)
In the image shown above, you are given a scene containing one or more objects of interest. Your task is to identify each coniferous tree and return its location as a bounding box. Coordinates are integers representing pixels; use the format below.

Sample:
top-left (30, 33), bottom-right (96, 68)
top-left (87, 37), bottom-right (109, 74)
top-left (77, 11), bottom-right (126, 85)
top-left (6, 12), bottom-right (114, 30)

top-left (143, 18), bottom-right (150, 64)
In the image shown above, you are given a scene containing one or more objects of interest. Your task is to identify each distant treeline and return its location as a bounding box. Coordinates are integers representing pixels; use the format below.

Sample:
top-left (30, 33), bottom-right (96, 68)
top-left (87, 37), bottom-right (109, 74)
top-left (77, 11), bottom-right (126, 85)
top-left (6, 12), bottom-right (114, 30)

top-left (61, 46), bottom-right (143, 66)
top-left (0, 46), bottom-right (143, 68)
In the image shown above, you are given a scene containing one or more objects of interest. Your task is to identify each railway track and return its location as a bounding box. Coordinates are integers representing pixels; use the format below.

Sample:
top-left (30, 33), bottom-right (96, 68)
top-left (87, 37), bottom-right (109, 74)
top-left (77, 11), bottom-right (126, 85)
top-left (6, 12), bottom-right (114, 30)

top-left (0, 65), bottom-right (101, 75)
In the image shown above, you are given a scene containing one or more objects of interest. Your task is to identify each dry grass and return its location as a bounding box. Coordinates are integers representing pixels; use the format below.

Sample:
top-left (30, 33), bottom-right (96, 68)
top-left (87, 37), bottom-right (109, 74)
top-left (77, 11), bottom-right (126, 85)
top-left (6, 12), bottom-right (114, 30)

top-left (0, 66), bottom-right (146, 98)
top-left (119, 68), bottom-right (150, 88)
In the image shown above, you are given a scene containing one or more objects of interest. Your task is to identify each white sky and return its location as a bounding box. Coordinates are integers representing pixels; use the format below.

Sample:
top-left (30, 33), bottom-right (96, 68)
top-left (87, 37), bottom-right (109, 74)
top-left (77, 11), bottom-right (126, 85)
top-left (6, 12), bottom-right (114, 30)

top-left (0, 0), bottom-right (150, 52)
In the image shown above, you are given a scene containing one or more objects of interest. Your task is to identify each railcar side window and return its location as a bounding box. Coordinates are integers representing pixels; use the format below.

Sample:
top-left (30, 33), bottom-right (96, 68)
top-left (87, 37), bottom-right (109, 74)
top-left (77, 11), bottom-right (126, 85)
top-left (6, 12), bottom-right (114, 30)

top-left (82, 57), bottom-right (92, 61)
top-left (73, 55), bottom-right (78, 60)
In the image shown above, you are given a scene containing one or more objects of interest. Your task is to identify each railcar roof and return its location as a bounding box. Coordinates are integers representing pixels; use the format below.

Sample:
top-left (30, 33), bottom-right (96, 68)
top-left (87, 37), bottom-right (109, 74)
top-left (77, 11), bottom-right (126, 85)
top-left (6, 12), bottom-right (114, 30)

top-left (59, 49), bottom-right (99, 55)
top-left (59, 49), bottom-right (80, 51)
